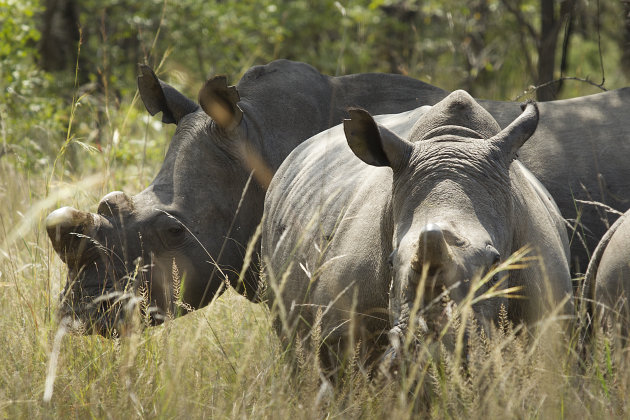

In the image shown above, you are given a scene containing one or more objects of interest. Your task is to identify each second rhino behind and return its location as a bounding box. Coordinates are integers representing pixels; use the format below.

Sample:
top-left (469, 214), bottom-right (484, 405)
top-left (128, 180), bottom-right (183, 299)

top-left (262, 90), bottom-right (574, 369)
top-left (583, 208), bottom-right (630, 340)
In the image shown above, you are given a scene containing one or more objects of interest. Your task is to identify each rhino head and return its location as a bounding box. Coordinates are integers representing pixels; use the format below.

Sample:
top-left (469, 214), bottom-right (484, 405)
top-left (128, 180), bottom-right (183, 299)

top-left (46, 66), bottom-right (264, 335)
top-left (343, 90), bottom-right (540, 339)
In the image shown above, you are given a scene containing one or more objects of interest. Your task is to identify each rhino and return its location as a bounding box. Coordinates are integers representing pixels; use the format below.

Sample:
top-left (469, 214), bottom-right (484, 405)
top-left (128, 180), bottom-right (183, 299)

top-left (583, 208), bottom-right (630, 339)
top-left (506, 87), bottom-right (630, 273)
top-left (45, 59), bottom-right (448, 335)
top-left (261, 91), bottom-right (574, 368)
top-left (46, 57), bottom-right (628, 335)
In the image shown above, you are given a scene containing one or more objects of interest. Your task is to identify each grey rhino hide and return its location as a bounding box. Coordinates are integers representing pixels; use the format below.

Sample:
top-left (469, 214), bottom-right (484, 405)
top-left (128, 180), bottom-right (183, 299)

top-left (262, 90), bottom-right (573, 368)
top-left (46, 59), bottom-right (448, 335)
top-left (583, 208), bottom-right (630, 340)
top-left (46, 56), bottom-right (629, 336)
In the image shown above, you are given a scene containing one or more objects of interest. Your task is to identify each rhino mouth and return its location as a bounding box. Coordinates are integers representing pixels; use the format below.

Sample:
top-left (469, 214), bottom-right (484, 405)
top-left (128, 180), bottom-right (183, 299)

top-left (411, 289), bottom-right (460, 343)
top-left (58, 275), bottom-right (165, 337)
top-left (58, 290), bottom-right (130, 336)
top-left (384, 283), bottom-right (463, 370)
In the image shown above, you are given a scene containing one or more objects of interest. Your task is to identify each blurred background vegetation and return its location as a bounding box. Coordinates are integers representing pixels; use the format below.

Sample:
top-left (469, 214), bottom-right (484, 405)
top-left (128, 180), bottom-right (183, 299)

top-left (0, 0), bottom-right (628, 180)
top-left (0, 2), bottom-right (628, 416)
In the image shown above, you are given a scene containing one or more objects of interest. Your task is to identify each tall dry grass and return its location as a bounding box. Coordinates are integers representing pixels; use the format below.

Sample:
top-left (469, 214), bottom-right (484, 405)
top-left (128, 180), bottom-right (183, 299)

top-left (2, 138), bottom-right (630, 417)
top-left (1, 10), bottom-right (629, 416)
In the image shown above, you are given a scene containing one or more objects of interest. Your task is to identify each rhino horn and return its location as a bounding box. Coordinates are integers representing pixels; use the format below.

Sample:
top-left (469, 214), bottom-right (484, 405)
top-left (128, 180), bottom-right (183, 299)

top-left (46, 207), bottom-right (106, 269)
top-left (97, 191), bottom-right (134, 219)
top-left (198, 75), bottom-right (243, 131)
top-left (490, 101), bottom-right (539, 160)
top-left (137, 64), bottom-right (199, 124)
top-left (412, 223), bottom-right (451, 274)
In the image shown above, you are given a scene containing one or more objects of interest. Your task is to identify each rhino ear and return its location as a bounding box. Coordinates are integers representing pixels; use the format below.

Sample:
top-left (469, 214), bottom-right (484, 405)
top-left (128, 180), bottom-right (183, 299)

top-left (343, 108), bottom-right (412, 170)
top-left (490, 101), bottom-right (539, 160)
top-left (198, 75), bottom-right (243, 131)
top-left (137, 65), bottom-right (199, 124)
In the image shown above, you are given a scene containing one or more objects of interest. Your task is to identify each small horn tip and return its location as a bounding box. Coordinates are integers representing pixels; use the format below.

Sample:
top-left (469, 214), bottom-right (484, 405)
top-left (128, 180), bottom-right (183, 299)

top-left (420, 223), bottom-right (443, 236)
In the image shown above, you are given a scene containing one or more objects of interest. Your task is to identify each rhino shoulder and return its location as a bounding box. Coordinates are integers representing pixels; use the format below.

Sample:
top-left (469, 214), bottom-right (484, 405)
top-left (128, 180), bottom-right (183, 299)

top-left (509, 160), bottom-right (573, 320)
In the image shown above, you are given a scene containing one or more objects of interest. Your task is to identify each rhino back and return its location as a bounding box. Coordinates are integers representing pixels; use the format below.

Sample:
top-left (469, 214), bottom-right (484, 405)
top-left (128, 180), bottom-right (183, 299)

top-left (235, 60), bottom-right (448, 171)
top-left (330, 72), bottom-right (447, 115)
top-left (594, 215), bottom-right (630, 303)
top-left (519, 88), bottom-right (630, 271)
top-left (264, 107), bottom-right (428, 276)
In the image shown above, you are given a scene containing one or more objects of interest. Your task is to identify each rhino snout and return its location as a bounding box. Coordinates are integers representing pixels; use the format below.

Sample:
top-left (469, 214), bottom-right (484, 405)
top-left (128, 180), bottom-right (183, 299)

top-left (411, 223), bottom-right (452, 276)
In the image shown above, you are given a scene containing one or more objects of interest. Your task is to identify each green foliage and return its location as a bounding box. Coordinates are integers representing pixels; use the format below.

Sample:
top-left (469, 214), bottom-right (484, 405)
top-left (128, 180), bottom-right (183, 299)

top-left (0, 0), bottom-right (66, 171)
top-left (1, 0), bottom-right (627, 178)
top-left (0, 0), bottom-right (41, 59)
top-left (69, 0), bottom-right (629, 104)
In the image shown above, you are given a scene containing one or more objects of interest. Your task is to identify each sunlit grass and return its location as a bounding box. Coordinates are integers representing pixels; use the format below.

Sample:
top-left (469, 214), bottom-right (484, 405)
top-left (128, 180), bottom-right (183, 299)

top-left (0, 90), bottom-right (627, 420)
top-left (2, 173), bottom-right (630, 417)
top-left (1, 113), bottom-right (629, 416)
top-left (1, 2), bottom-right (629, 414)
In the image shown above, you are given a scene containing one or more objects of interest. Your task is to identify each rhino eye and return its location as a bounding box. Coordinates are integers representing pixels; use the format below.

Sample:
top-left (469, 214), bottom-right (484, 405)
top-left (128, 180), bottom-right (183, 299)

top-left (160, 223), bottom-right (187, 248)
top-left (167, 225), bottom-right (184, 235)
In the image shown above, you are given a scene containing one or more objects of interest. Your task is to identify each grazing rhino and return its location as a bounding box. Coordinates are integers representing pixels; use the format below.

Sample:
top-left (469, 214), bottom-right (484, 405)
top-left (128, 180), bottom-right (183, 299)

top-left (262, 91), bottom-right (574, 368)
top-left (46, 56), bottom-right (628, 335)
top-left (583, 208), bottom-right (630, 339)
top-left (45, 59), bottom-right (448, 335)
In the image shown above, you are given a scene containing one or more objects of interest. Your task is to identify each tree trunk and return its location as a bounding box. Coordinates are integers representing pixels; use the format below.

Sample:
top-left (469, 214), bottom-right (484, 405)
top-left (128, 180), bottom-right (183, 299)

top-left (622, 0), bottom-right (630, 79)
top-left (537, 0), bottom-right (560, 101)
top-left (536, 0), bottom-right (575, 101)
top-left (463, 0), bottom-right (491, 97)
top-left (38, 0), bottom-right (81, 73)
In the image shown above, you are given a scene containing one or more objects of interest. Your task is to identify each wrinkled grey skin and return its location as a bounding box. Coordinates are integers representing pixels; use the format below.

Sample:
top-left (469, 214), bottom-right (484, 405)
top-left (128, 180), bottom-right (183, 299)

top-left (583, 208), bottom-right (630, 339)
top-left (262, 91), bottom-right (573, 368)
top-left (46, 57), bottom-right (629, 336)
top-left (499, 88), bottom-right (630, 274)
top-left (46, 60), bottom-right (448, 335)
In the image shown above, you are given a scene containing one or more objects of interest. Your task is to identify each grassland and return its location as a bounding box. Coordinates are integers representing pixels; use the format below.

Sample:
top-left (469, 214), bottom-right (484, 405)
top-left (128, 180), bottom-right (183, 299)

top-left (2, 6), bottom-right (630, 411)
top-left (1, 104), bottom-right (630, 419)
